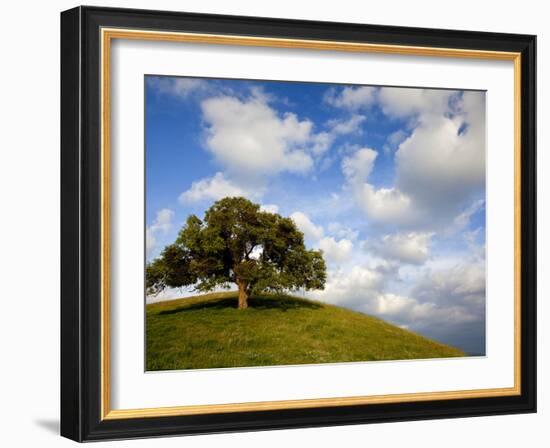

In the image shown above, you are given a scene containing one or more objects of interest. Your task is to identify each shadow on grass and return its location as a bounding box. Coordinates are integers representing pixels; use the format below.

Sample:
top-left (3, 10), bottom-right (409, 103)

top-left (159, 295), bottom-right (322, 315)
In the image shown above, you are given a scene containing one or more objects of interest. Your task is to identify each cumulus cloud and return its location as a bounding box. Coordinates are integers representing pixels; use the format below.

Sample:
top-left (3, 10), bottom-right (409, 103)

top-left (148, 208), bottom-right (174, 233)
top-left (309, 264), bottom-right (388, 307)
top-left (341, 149), bottom-right (416, 224)
top-left (392, 90), bottom-right (485, 221)
top-left (327, 222), bottom-right (359, 241)
top-left (147, 76), bottom-right (212, 98)
top-left (391, 259), bottom-right (487, 354)
top-left (446, 199), bottom-right (485, 235)
top-left (310, 114), bottom-right (368, 158)
top-left (149, 78), bottom-right (487, 354)
top-left (367, 232), bottom-right (433, 265)
top-left (304, 222), bottom-right (485, 353)
top-left (374, 293), bottom-right (435, 319)
top-left (290, 212), bottom-right (355, 265)
top-left (181, 88), bottom-right (355, 204)
top-left (260, 204), bottom-right (279, 214)
top-left (146, 285), bottom-right (232, 304)
top-left (396, 119), bottom-right (484, 209)
top-left (341, 147), bottom-right (377, 184)
top-left (146, 208), bottom-right (175, 258)
top-left (383, 129), bottom-right (408, 154)
top-left (308, 260), bottom-right (426, 322)
top-left (378, 87), bottom-right (452, 119)
top-left (371, 259), bottom-right (487, 353)
top-left (462, 227), bottom-right (486, 261)
top-left (308, 257), bottom-right (485, 352)
top-left (179, 172), bottom-right (254, 203)
top-left (412, 262), bottom-right (486, 312)
top-left (146, 229), bottom-right (156, 256)
top-left (326, 114), bottom-right (366, 135)
top-left (290, 211), bottom-right (324, 241)
top-left (200, 89), bottom-right (370, 182)
top-left (341, 89), bottom-right (486, 231)
top-left (319, 236), bottom-right (353, 263)
top-left (201, 93), bottom-right (322, 177)
top-left (359, 185), bottom-right (415, 224)
top-left (324, 86), bottom-right (378, 110)
top-left (172, 87), bottom-right (375, 211)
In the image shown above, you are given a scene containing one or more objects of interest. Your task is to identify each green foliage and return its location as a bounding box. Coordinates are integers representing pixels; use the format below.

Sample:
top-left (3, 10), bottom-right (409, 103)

top-left (146, 292), bottom-right (465, 370)
top-left (146, 197), bottom-right (327, 300)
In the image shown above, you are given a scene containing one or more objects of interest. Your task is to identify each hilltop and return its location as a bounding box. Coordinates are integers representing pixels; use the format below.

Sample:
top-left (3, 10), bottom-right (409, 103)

top-left (146, 291), bottom-right (464, 371)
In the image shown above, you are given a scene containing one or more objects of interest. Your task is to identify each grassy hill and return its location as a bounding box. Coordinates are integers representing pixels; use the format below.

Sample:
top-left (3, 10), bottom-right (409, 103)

top-left (146, 292), bottom-right (464, 371)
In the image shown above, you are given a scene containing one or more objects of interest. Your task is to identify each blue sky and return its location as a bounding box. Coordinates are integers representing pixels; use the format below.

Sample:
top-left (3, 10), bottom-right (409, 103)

top-left (145, 75), bottom-right (486, 355)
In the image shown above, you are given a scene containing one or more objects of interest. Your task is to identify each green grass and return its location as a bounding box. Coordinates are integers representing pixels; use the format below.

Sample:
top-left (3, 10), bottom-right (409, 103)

top-left (146, 291), bottom-right (464, 371)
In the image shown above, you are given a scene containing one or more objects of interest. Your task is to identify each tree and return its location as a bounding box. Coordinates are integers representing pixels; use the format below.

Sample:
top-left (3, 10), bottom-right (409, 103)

top-left (146, 197), bottom-right (326, 309)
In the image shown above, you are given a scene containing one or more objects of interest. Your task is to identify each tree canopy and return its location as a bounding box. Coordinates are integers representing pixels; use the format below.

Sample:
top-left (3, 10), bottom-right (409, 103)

top-left (146, 197), bottom-right (326, 309)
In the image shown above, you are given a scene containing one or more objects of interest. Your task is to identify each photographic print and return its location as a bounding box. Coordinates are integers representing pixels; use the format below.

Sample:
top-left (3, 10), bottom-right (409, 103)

top-left (61, 9), bottom-right (536, 440)
top-left (145, 75), bottom-right (486, 371)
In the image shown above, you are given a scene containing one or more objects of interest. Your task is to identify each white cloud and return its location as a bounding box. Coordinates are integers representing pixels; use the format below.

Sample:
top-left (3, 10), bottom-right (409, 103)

top-left (146, 208), bottom-right (175, 258)
top-left (340, 149), bottom-right (415, 224)
top-left (341, 89), bottom-right (486, 231)
top-left (341, 147), bottom-right (377, 184)
top-left (260, 204), bottom-right (279, 214)
top-left (247, 85), bottom-right (274, 103)
top-left (201, 94), bottom-right (321, 177)
top-left (376, 252), bottom-right (487, 335)
top-left (378, 87), bottom-right (452, 119)
top-left (367, 232), bottom-right (433, 265)
top-left (309, 258), bottom-right (484, 338)
top-left (310, 114), bottom-right (367, 157)
top-left (148, 208), bottom-right (174, 233)
top-left (306, 228), bottom-right (485, 348)
top-left (309, 265), bottom-right (386, 307)
top-left (395, 115), bottom-right (484, 211)
top-left (318, 236), bottom-right (353, 263)
top-left (462, 227), bottom-right (485, 261)
top-left (374, 293), bottom-right (419, 316)
top-left (179, 172), bottom-right (253, 203)
top-left (391, 90), bottom-right (485, 215)
top-left (369, 293), bottom-right (442, 324)
top-left (408, 261), bottom-right (486, 329)
top-left (200, 89), bottom-right (369, 179)
top-left (383, 129), bottom-right (408, 154)
top-left (324, 86), bottom-right (378, 110)
top-left (289, 212), bottom-right (355, 264)
top-left (447, 199), bottom-right (485, 235)
top-left (146, 229), bottom-right (156, 257)
top-left (146, 285), bottom-right (234, 304)
top-left (359, 184), bottom-right (415, 224)
top-left (341, 148), bottom-right (415, 225)
top-left (327, 222), bottom-right (359, 241)
top-left (147, 76), bottom-right (211, 98)
top-left (327, 114), bottom-right (366, 135)
top-left (309, 131), bottom-right (333, 156)
top-left (290, 211), bottom-right (324, 241)
top-left (147, 81), bottom-right (487, 354)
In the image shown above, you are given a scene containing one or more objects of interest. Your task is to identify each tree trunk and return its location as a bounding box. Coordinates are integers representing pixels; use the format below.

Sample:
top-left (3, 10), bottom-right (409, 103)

top-left (237, 279), bottom-right (249, 309)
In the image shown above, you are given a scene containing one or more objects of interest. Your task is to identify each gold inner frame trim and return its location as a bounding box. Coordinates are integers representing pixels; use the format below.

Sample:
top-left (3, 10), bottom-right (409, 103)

top-left (100, 27), bottom-right (522, 420)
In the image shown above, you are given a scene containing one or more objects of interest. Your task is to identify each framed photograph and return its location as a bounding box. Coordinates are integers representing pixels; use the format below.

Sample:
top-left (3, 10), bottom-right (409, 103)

top-left (60, 6), bottom-right (536, 442)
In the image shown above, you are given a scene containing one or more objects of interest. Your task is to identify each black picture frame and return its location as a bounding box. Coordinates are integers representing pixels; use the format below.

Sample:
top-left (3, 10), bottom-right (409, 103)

top-left (61, 5), bottom-right (536, 442)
